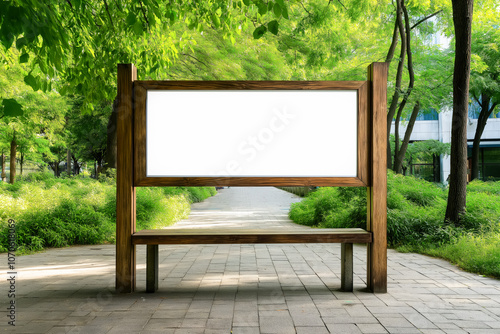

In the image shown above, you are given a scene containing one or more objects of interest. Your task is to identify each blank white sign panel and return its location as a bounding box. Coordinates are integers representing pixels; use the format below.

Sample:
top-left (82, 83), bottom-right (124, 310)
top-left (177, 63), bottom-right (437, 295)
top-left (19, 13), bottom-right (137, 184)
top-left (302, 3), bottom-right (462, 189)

top-left (146, 90), bottom-right (357, 177)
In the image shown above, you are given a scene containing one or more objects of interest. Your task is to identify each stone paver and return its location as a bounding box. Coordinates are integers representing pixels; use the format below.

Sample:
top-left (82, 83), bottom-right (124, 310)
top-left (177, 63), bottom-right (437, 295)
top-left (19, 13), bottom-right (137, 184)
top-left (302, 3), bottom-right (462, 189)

top-left (1, 187), bottom-right (500, 333)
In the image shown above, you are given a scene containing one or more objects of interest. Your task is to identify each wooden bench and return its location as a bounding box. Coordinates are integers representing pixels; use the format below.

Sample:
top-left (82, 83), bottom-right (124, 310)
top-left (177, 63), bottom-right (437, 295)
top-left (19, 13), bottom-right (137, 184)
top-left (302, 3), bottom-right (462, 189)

top-left (116, 63), bottom-right (388, 293)
top-left (132, 228), bottom-right (372, 293)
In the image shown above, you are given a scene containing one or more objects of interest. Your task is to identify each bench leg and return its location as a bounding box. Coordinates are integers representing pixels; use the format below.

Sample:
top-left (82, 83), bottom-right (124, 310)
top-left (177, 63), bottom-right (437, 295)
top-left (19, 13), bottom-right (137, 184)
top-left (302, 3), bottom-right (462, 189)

top-left (146, 245), bottom-right (158, 292)
top-left (341, 243), bottom-right (353, 292)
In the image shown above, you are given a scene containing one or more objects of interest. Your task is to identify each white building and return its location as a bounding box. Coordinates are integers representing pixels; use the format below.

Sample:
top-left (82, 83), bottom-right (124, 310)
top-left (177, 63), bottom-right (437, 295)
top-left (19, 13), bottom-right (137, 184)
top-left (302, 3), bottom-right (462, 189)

top-left (391, 108), bottom-right (500, 183)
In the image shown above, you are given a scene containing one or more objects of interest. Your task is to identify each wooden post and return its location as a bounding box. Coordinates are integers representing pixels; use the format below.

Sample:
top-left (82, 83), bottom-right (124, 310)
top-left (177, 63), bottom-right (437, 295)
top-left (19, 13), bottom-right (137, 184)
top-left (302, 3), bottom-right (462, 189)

top-left (146, 245), bottom-right (159, 292)
top-left (340, 243), bottom-right (353, 291)
top-left (116, 64), bottom-right (137, 293)
top-left (367, 62), bottom-right (388, 293)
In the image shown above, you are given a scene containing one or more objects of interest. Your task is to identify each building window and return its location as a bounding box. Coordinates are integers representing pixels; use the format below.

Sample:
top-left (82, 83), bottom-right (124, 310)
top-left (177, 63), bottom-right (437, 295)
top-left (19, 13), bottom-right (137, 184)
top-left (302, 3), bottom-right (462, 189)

top-left (467, 146), bottom-right (500, 181)
top-left (469, 100), bottom-right (500, 119)
top-left (408, 156), bottom-right (441, 182)
top-left (416, 108), bottom-right (439, 121)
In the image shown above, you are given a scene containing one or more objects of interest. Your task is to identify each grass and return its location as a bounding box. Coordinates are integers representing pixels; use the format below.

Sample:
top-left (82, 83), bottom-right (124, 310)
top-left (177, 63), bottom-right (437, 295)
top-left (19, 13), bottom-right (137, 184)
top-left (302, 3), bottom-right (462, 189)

top-left (0, 171), bottom-right (216, 254)
top-left (425, 231), bottom-right (500, 277)
top-left (289, 171), bottom-right (500, 278)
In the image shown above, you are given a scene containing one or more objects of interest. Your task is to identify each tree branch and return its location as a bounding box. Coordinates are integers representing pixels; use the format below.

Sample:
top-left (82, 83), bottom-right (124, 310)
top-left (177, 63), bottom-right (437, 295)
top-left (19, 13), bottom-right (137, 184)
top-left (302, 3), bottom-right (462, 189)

top-left (472, 94), bottom-right (480, 105)
top-left (299, 1), bottom-right (311, 15)
top-left (112, 0), bottom-right (122, 12)
top-left (139, 1), bottom-right (150, 27)
top-left (386, 16), bottom-right (399, 63)
top-left (411, 10), bottom-right (443, 30)
top-left (429, 73), bottom-right (452, 91)
top-left (103, 0), bottom-right (115, 31)
top-left (66, 0), bottom-right (73, 9)
top-left (489, 102), bottom-right (498, 114)
top-left (336, 0), bottom-right (347, 10)
top-left (181, 53), bottom-right (209, 69)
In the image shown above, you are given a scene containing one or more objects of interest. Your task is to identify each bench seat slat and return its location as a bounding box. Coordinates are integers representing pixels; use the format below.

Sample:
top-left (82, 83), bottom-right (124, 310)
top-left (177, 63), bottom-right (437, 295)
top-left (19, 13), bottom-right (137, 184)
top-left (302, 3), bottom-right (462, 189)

top-left (132, 228), bottom-right (372, 245)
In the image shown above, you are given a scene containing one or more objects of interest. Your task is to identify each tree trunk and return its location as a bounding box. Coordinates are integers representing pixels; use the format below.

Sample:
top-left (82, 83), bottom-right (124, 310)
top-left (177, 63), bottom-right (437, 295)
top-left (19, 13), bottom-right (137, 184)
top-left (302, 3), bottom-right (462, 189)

top-left (9, 133), bottom-right (17, 184)
top-left (471, 94), bottom-right (497, 181)
top-left (433, 154), bottom-right (440, 182)
top-left (386, 0), bottom-right (406, 169)
top-left (54, 161), bottom-right (59, 177)
top-left (20, 151), bottom-right (24, 175)
top-left (105, 97), bottom-right (118, 170)
top-left (393, 1), bottom-right (416, 172)
top-left (1, 152), bottom-right (6, 182)
top-left (393, 102), bottom-right (420, 173)
top-left (445, 0), bottom-right (474, 225)
top-left (72, 154), bottom-right (80, 175)
top-left (67, 149), bottom-right (72, 176)
top-left (48, 162), bottom-right (56, 177)
top-left (385, 15), bottom-right (399, 64)
top-left (97, 162), bottom-right (102, 177)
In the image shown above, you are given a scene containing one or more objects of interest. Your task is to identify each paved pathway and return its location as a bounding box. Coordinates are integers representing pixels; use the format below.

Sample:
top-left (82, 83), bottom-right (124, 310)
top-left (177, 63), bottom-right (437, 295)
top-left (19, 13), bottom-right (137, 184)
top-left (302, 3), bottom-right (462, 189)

top-left (1, 187), bottom-right (500, 334)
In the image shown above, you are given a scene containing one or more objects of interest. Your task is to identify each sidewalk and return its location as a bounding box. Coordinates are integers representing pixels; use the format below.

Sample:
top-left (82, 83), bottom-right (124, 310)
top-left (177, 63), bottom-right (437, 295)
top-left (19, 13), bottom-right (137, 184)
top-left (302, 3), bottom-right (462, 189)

top-left (1, 187), bottom-right (499, 333)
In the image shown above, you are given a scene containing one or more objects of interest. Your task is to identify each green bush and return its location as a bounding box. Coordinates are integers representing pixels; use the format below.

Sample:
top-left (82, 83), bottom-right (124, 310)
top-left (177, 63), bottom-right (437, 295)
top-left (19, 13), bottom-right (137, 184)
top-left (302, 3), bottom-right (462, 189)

top-left (185, 187), bottom-right (218, 203)
top-left (135, 188), bottom-right (191, 230)
top-left (425, 231), bottom-right (500, 278)
top-left (467, 179), bottom-right (500, 195)
top-left (0, 177), bottom-right (216, 253)
top-left (288, 187), bottom-right (367, 229)
top-left (19, 170), bottom-right (55, 182)
top-left (11, 199), bottom-right (114, 252)
top-left (461, 191), bottom-right (500, 231)
top-left (289, 187), bottom-right (338, 226)
top-left (288, 171), bottom-right (500, 278)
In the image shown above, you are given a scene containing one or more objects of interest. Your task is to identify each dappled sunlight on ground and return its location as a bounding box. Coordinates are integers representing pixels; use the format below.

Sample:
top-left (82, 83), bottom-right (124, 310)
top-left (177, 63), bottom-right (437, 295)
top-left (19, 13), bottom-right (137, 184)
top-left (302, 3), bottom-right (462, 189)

top-left (1, 188), bottom-right (499, 333)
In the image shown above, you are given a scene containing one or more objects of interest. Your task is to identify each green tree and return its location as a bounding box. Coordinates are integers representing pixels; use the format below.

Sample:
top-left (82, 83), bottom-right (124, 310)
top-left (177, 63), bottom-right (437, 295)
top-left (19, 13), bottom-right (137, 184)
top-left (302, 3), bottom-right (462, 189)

top-left (0, 55), bottom-right (68, 182)
top-left (385, 0), bottom-right (453, 173)
top-left (167, 28), bottom-right (292, 80)
top-left (445, 0), bottom-right (474, 225)
top-left (404, 140), bottom-right (451, 181)
top-left (1, 1), bottom-right (292, 170)
top-left (66, 98), bottom-right (110, 178)
top-left (469, 4), bottom-right (500, 181)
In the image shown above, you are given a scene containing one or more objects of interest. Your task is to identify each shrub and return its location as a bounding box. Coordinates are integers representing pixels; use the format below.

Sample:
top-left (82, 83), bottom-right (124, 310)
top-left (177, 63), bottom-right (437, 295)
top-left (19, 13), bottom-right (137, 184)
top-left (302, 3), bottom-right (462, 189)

top-left (2, 198), bottom-right (114, 253)
top-left (467, 179), bottom-right (500, 195)
top-left (287, 171), bottom-right (500, 278)
top-left (185, 187), bottom-right (218, 203)
top-left (289, 187), bottom-right (339, 226)
top-left (425, 231), bottom-right (500, 278)
top-left (0, 177), bottom-right (216, 253)
top-left (135, 188), bottom-right (190, 230)
top-left (20, 170), bottom-right (55, 182)
top-left (98, 168), bottom-right (117, 184)
top-left (322, 187), bottom-right (367, 229)
top-left (288, 171), bottom-right (498, 247)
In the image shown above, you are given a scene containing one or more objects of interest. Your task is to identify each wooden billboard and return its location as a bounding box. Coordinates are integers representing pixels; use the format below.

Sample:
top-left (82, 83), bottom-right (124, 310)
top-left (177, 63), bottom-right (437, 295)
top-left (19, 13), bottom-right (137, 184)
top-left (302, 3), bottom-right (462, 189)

top-left (116, 63), bottom-right (388, 293)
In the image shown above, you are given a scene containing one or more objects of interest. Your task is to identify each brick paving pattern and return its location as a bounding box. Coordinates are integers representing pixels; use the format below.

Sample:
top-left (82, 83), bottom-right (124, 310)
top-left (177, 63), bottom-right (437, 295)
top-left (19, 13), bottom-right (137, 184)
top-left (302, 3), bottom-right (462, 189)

top-left (1, 187), bottom-right (499, 333)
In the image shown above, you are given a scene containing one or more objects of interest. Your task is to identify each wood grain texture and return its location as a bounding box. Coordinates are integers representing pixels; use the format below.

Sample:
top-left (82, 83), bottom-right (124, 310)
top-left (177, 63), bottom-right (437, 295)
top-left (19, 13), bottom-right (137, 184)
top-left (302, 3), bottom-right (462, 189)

top-left (135, 176), bottom-right (367, 187)
top-left (341, 243), bottom-right (354, 292)
top-left (367, 62), bottom-right (388, 293)
top-left (146, 245), bottom-right (158, 293)
top-left (135, 80), bottom-right (366, 90)
top-left (116, 64), bottom-right (137, 293)
top-left (133, 80), bottom-right (369, 187)
top-left (134, 85), bottom-right (147, 186)
top-left (132, 228), bottom-right (372, 245)
top-left (357, 82), bottom-right (370, 186)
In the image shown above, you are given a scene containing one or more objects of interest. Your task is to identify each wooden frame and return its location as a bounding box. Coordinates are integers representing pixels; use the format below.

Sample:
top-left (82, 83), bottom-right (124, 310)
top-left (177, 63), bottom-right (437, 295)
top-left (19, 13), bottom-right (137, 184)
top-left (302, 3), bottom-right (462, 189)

top-left (134, 81), bottom-right (369, 187)
top-left (116, 62), bottom-right (388, 293)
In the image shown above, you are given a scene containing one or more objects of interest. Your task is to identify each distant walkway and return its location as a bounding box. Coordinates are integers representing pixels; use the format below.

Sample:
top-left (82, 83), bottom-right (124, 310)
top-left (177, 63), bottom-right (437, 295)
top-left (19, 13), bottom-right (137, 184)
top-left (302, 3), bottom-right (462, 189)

top-left (1, 187), bottom-right (499, 333)
top-left (169, 187), bottom-right (304, 230)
